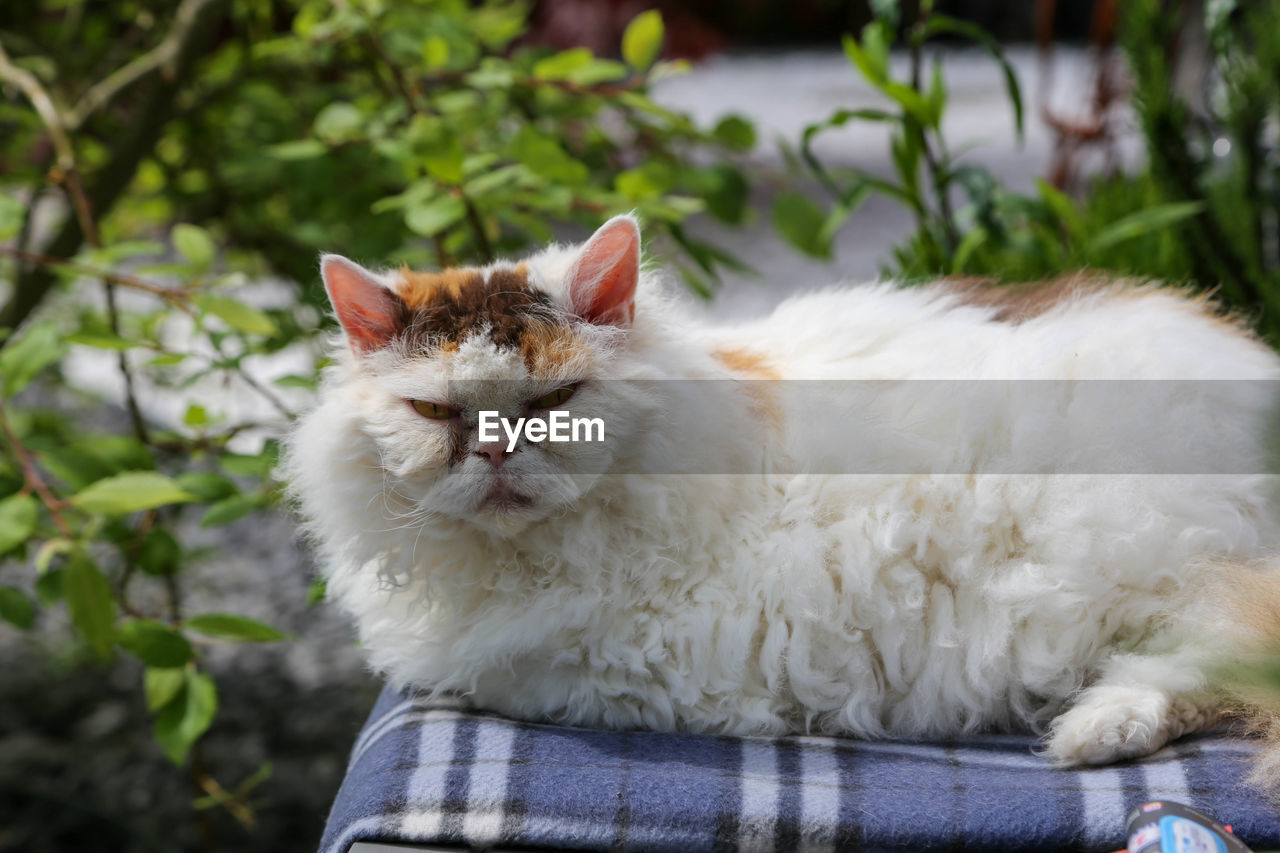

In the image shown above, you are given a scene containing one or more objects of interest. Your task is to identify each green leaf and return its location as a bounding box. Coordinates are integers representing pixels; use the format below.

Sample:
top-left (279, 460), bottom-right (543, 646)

top-left (172, 224), bottom-right (216, 271)
top-left (200, 494), bottom-right (264, 528)
top-left (220, 450), bottom-right (275, 477)
top-left (35, 567), bottom-right (63, 605)
top-left (923, 14), bottom-right (1024, 141)
top-left (533, 47), bottom-right (593, 81)
top-left (195, 295), bottom-right (279, 337)
top-left (925, 61), bottom-right (947, 128)
top-left (772, 191), bottom-right (831, 259)
top-left (0, 493), bottom-right (37, 556)
top-left (35, 538), bottom-right (72, 574)
top-left (185, 613), bottom-right (290, 642)
top-left (145, 667), bottom-right (186, 713)
top-left (869, 0), bottom-right (901, 27)
top-left (1086, 202), bottom-right (1207, 255)
top-left (0, 586), bottom-right (36, 630)
top-left (566, 59), bottom-right (628, 86)
top-left (712, 115), bottom-right (756, 152)
top-left (153, 670), bottom-right (218, 765)
top-left (406, 195), bottom-right (466, 237)
top-left (116, 619), bottom-right (193, 667)
top-left (266, 140), bottom-right (326, 161)
top-left (71, 471), bottom-right (197, 515)
top-left (64, 331), bottom-right (137, 351)
top-left (702, 164), bottom-right (750, 225)
top-left (615, 164), bottom-right (670, 201)
top-left (511, 126), bottom-right (589, 185)
top-left (83, 435), bottom-right (155, 473)
top-left (1035, 178), bottom-right (1085, 245)
top-left (422, 34), bottom-right (450, 69)
top-left (622, 10), bottom-right (664, 71)
top-left (313, 101), bottom-right (363, 144)
top-left (136, 528), bottom-right (182, 576)
top-left (272, 374), bottom-right (317, 391)
top-left (175, 473), bottom-right (238, 502)
top-left (63, 553), bottom-right (116, 657)
top-left (0, 321), bottom-right (63, 397)
top-left (951, 227), bottom-right (990, 273)
top-left (306, 577), bottom-right (327, 606)
top-left (0, 193), bottom-right (24, 241)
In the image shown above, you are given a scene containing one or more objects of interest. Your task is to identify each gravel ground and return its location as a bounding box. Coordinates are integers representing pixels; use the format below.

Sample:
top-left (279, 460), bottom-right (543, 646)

top-left (0, 46), bottom-right (1113, 853)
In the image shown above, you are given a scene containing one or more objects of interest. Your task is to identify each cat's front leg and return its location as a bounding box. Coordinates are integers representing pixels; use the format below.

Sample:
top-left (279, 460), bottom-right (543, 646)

top-left (1044, 650), bottom-right (1218, 765)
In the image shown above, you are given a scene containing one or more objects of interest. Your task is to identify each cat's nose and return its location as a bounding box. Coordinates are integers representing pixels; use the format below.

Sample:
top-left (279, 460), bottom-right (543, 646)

top-left (474, 441), bottom-right (509, 469)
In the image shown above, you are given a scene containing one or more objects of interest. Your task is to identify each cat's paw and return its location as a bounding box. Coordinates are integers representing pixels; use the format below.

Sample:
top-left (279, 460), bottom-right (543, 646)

top-left (1046, 686), bottom-right (1176, 766)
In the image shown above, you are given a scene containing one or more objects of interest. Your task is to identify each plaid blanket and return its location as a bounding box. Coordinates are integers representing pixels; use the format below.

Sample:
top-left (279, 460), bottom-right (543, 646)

top-left (320, 686), bottom-right (1280, 853)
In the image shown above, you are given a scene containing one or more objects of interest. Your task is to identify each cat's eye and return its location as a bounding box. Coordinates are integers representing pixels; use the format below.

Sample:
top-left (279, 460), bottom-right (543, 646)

top-left (532, 385), bottom-right (577, 409)
top-left (409, 399), bottom-right (456, 420)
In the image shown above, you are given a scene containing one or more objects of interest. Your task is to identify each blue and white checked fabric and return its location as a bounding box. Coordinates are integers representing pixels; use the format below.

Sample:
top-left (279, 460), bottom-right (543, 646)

top-left (320, 686), bottom-right (1280, 853)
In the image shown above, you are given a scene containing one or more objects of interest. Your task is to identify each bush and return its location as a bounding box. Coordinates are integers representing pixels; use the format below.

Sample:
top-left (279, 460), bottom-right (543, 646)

top-left (785, 0), bottom-right (1280, 343)
top-left (0, 0), bottom-right (754, 833)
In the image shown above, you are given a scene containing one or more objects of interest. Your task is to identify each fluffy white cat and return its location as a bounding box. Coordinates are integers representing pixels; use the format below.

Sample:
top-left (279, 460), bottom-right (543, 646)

top-left (284, 215), bottom-right (1280, 765)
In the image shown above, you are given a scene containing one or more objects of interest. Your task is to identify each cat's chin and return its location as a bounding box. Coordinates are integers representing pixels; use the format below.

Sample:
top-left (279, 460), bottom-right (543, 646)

top-left (463, 481), bottom-right (544, 535)
top-left (479, 481), bottom-right (536, 512)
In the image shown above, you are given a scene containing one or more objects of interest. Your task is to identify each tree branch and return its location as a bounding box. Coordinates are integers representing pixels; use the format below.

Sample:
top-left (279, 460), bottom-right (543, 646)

top-left (66, 0), bottom-right (220, 130)
top-left (0, 41), bottom-right (75, 170)
top-left (0, 247), bottom-right (192, 305)
top-left (0, 402), bottom-right (73, 538)
top-left (0, 0), bottom-right (231, 335)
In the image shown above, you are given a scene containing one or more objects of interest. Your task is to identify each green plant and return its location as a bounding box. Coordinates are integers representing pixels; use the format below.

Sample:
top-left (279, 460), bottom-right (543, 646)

top-left (781, 0), bottom-right (1215, 294)
top-left (0, 0), bottom-right (755, 837)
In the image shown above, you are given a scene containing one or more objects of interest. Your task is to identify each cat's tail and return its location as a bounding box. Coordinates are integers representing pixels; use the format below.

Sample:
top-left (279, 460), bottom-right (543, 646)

top-left (1190, 559), bottom-right (1280, 796)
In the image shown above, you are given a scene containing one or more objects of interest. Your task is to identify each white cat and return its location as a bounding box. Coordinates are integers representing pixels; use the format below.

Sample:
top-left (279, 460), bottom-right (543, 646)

top-left (284, 215), bottom-right (1280, 765)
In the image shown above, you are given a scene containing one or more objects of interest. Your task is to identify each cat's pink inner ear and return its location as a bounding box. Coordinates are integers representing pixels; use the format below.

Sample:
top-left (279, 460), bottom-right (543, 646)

top-left (566, 215), bottom-right (640, 326)
top-left (321, 255), bottom-right (403, 354)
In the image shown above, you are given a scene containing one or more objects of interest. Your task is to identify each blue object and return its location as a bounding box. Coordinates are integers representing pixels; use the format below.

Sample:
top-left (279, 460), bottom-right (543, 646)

top-left (320, 686), bottom-right (1280, 852)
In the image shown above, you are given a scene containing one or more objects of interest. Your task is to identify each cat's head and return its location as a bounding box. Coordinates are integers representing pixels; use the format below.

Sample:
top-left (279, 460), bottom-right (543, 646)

top-left (318, 215), bottom-right (652, 536)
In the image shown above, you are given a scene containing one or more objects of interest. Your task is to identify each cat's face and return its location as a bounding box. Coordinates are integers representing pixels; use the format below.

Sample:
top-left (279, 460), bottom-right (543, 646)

top-left (322, 216), bottom-right (643, 536)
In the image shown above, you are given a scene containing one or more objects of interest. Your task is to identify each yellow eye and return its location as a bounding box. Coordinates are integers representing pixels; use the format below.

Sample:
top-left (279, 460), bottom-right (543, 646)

top-left (532, 385), bottom-right (576, 409)
top-left (410, 400), bottom-right (455, 420)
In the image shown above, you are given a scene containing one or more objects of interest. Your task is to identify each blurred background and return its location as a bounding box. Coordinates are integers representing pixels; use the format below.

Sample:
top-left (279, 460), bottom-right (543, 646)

top-left (2, 1), bottom-right (1279, 851)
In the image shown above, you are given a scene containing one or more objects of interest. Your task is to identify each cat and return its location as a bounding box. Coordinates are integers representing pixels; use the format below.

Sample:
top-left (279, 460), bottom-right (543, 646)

top-left (284, 214), bottom-right (1280, 766)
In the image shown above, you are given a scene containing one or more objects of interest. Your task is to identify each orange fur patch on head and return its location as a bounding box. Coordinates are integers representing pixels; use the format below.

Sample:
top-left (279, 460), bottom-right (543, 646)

top-left (395, 264), bottom-right (573, 368)
top-left (397, 267), bottom-right (485, 309)
top-left (519, 323), bottom-right (588, 378)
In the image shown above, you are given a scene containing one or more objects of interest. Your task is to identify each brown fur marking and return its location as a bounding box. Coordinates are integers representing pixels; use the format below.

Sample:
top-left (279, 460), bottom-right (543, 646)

top-left (395, 265), bottom-right (566, 359)
top-left (938, 274), bottom-right (1259, 339)
top-left (712, 347), bottom-right (781, 380)
top-left (934, 274), bottom-right (1116, 324)
top-left (712, 346), bottom-right (782, 427)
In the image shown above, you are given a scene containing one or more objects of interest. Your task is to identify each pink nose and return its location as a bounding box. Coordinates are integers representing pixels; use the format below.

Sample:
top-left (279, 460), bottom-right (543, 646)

top-left (474, 441), bottom-right (509, 469)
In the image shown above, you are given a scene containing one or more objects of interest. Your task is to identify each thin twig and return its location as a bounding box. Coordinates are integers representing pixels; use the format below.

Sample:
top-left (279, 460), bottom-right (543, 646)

top-left (909, 9), bottom-right (960, 256)
top-left (0, 402), bottom-right (73, 538)
top-left (208, 337), bottom-right (295, 421)
top-left (461, 195), bottom-right (494, 263)
top-left (0, 42), bottom-right (76, 171)
top-left (66, 0), bottom-right (219, 130)
top-left (0, 247), bottom-right (192, 305)
top-left (359, 31), bottom-right (498, 262)
top-left (104, 280), bottom-right (152, 445)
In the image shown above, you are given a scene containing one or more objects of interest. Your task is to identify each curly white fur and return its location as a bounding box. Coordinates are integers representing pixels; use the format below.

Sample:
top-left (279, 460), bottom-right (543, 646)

top-left (285, 225), bottom-right (1280, 765)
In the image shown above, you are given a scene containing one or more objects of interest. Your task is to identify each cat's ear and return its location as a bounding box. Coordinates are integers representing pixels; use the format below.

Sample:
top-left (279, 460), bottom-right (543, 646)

top-left (566, 215), bottom-right (640, 326)
top-left (320, 254), bottom-right (404, 354)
